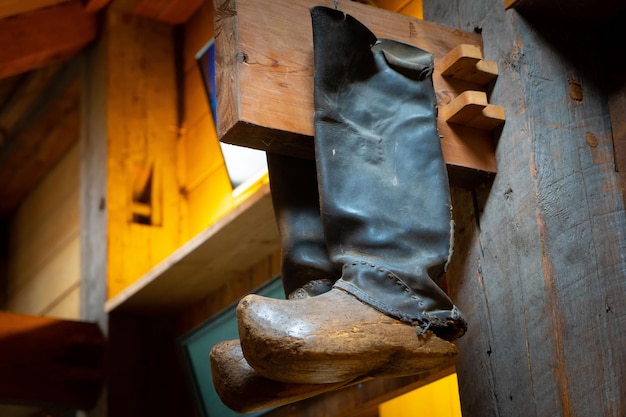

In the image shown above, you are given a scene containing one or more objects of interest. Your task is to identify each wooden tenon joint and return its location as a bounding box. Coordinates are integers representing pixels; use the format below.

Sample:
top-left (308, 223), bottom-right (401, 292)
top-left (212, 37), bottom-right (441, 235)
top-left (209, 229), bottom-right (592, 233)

top-left (439, 44), bottom-right (505, 132)
top-left (214, 0), bottom-right (502, 187)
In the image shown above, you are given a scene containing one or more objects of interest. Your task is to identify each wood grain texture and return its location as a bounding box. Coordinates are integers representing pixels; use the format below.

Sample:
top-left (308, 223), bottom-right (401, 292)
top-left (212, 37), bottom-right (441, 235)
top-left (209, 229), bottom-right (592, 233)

top-left (104, 11), bottom-right (182, 300)
top-left (213, 0), bottom-right (498, 186)
top-left (238, 289), bottom-right (457, 384)
top-left (425, 1), bottom-right (626, 415)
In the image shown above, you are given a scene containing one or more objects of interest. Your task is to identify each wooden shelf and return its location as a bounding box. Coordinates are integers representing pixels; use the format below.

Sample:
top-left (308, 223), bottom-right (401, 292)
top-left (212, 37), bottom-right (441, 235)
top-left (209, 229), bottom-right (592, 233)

top-left (105, 184), bottom-right (280, 315)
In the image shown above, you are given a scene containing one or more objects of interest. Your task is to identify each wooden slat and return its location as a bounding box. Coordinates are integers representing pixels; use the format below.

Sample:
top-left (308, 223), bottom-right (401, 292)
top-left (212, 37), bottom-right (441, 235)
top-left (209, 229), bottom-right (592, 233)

top-left (0, 0), bottom-right (97, 79)
top-left (214, 0), bottom-right (498, 187)
top-left (0, 311), bottom-right (104, 408)
top-left (0, 0), bottom-right (70, 19)
top-left (105, 184), bottom-right (280, 314)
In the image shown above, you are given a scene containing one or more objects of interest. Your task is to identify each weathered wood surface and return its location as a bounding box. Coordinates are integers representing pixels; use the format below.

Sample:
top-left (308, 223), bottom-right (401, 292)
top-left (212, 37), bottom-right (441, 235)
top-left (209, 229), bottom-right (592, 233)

top-left (424, 0), bottom-right (626, 415)
top-left (214, 0), bottom-right (499, 186)
top-left (0, 312), bottom-right (105, 409)
top-left (238, 289), bottom-right (457, 384)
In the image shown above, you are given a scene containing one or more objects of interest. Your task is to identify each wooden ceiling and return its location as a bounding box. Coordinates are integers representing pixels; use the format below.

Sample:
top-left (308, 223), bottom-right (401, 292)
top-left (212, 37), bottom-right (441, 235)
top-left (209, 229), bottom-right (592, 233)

top-left (0, 0), bottom-right (203, 221)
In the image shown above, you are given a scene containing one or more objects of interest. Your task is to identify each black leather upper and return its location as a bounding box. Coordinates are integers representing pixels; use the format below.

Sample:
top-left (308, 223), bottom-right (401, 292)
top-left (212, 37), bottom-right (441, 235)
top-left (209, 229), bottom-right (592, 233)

top-left (311, 6), bottom-right (466, 340)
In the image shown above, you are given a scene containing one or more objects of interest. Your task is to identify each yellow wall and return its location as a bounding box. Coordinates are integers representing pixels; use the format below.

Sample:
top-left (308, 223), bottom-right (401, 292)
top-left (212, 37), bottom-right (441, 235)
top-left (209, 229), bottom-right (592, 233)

top-left (379, 373), bottom-right (463, 417)
top-left (6, 143), bottom-right (80, 319)
top-left (179, 0), bottom-right (268, 239)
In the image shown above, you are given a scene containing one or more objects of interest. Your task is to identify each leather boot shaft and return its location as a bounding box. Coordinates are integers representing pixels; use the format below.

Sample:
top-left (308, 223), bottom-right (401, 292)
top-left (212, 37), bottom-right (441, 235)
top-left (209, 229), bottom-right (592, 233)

top-left (311, 6), bottom-right (466, 340)
top-left (267, 153), bottom-right (340, 299)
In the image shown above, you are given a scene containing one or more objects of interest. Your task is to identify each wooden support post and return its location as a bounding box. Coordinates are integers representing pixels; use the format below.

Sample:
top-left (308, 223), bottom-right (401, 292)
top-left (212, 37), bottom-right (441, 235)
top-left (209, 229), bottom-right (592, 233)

top-left (424, 1), bottom-right (626, 416)
top-left (214, 0), bottom-right (503, 187)
top-left (0, 312), bottom-right (105, 409)
top-left (96, 8), bottom-right (182, 300)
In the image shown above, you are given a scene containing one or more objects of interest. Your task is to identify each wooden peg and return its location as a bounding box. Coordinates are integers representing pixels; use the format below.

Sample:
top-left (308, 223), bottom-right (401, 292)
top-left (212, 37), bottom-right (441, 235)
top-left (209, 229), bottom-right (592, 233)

top-left (440, 44), bottom-right (498, 85)
top-left (441, 90), bottom-right (505, 130)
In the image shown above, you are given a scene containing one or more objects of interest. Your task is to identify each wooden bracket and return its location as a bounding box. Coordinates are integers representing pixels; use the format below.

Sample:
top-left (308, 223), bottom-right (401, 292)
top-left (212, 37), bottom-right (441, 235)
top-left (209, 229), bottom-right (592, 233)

top-left (440, 44), bottom-right (498, 86)
top-left (438, 44), bottom-right (505, 143)
top-left (441, 91), bottom-right (505, 130)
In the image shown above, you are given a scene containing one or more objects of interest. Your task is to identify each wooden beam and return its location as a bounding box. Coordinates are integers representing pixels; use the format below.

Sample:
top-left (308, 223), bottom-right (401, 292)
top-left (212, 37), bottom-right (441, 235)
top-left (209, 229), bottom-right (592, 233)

top-left (214, 0), bottom-right (500, 187)
top-left (425, 2), bottom-right (626, 416)
top-left (0, 64), bottom-right (64, 139)
top-left (0, 62), bottom-right (80, 219)
top-left (0, 311), bottom-right (105, 409)
top-left (0, 0), bottom-right (71, 19)
top-left (83, 0), bottom-right (111, 12)
top-left (0, 0), bottom-right (97, 79)
top-left (132, 0), bottom-right (204, 24)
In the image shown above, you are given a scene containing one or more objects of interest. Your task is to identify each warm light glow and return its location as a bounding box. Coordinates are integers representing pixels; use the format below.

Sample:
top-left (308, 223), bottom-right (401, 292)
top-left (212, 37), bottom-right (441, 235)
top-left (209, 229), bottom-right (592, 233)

top-left (379, 373), bottom-right (462, 417)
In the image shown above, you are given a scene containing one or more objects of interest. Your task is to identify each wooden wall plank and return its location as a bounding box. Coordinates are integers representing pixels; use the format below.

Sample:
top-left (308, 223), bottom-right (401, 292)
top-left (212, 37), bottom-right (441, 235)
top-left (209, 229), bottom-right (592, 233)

top-left (6, 143), bottom-right (80, 319)
top-left (104, 11), bottom-right (182, 299)
top-left (8, 145), bottom-right (80, 290)
top-left (0, 311), bottom-right (104, 409)
top-left (424, 1), bottom-right (626, 416)
top-left (0, 0), bottom-right (97, 79)
top-left (183, 0), bottom-right (213, 72)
